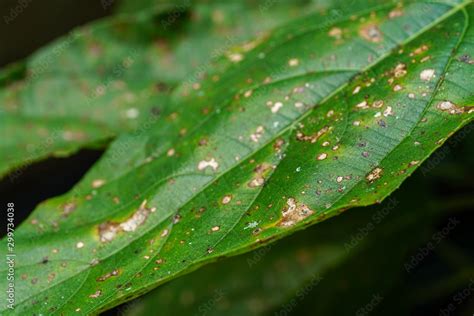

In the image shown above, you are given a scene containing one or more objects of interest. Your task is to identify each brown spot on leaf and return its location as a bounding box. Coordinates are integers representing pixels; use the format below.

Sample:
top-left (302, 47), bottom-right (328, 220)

top-left (296, 126), bottom-right (330, 143)
top-left (359, 24), bottom-right (383, 43)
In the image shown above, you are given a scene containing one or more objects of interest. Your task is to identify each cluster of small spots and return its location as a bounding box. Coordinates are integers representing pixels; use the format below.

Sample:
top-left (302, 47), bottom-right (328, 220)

top-left (278, 198), bottom-right (315, 227)
top-left (198, 158), bottom-right (219, 171)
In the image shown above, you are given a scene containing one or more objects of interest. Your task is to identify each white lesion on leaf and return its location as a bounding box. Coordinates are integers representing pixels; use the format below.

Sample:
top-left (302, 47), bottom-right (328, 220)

top-left (278, 198), bottom-right (315, 227)
top-left (366, 167), bottom-right (383, 183)
top-left (248, 163), bottom-right (272, 188)
top-left (436, 101), bottom-right (471, 115)
top-left (98, 200), bottom-right (155, 243)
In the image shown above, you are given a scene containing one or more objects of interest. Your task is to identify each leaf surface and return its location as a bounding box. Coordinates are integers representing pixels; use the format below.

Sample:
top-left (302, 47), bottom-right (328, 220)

top-left (0, 1), bottom-right (311, 179)
top-left (2, 0), bottom-right (473, 314)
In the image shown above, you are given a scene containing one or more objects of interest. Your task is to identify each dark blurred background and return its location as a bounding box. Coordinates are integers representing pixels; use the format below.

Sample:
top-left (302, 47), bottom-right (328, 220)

top-left (0, 1), bottom-right (472, 315)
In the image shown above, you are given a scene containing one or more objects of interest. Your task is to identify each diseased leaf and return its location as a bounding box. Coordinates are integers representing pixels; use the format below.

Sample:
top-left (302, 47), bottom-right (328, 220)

top-left (2, 0), bottom-right (473, 314)
top-left (0, 0), bottom-right (313, 179)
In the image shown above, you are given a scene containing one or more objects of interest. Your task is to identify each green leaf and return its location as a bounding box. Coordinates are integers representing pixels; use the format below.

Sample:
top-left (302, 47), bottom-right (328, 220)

top-left (2, 0), bottom-right (473, 314)
top-left (0, 0), bottom-right (313, 179)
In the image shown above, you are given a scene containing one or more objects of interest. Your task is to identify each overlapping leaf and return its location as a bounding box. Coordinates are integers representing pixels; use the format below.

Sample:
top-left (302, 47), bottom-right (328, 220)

top-left (1, 0), bottom-right (473, 314)
top-left (0, 0), bottom-right (314, 179)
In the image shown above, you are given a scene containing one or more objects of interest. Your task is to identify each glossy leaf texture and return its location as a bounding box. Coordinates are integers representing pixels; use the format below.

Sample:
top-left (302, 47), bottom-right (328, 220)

top-left (2, 0), bottom-right (473, 314)
top-left (0, 0), bottom-right (314, 179)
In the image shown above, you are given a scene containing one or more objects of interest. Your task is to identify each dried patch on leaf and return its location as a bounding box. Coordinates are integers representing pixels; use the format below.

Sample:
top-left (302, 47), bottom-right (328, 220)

top-left (248, 163), bottom-right (272, 188)
top-left (96, 269), bottom-right (119, 282)
top-left (198, 158), bottom-right (219, 171)
top-left (436, 101), bottom-right (470, 115)
top-left (296, 126), bottom-right (330, 143)
top-left (278, 198), bottom-right (315, 227)
top-left (366, 167), bottom-right (383, 183)
top-left (98, 200), bottom-right (155, 242)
